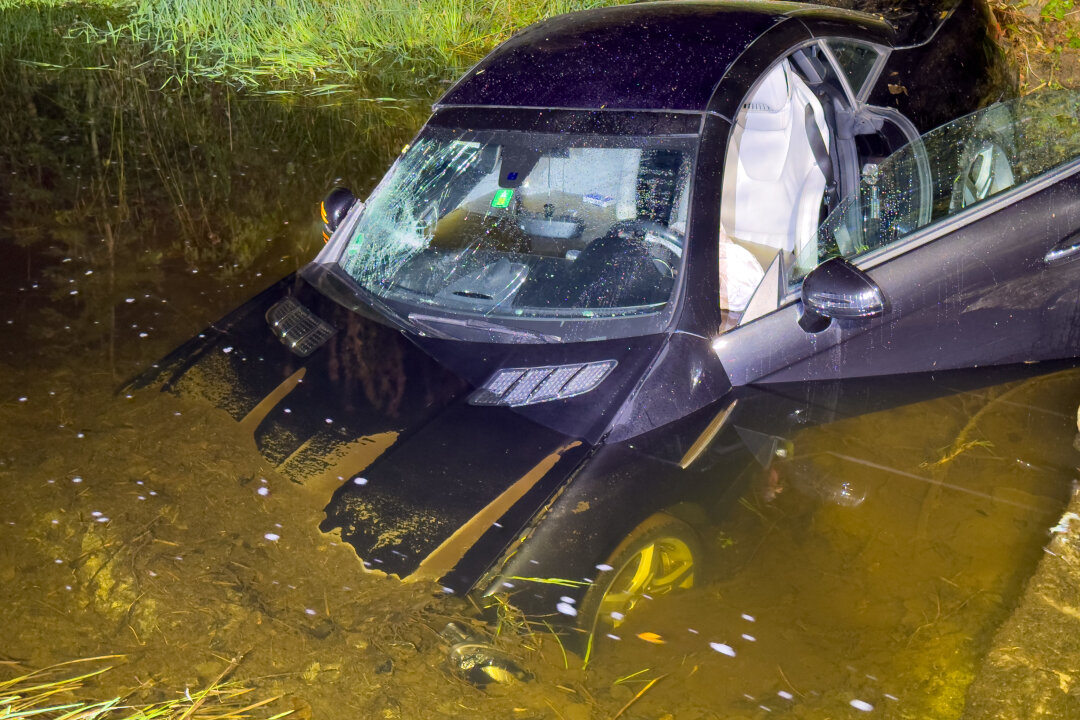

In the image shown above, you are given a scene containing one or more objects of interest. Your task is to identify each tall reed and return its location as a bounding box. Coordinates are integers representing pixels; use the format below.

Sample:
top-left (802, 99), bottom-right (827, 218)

top-left (21, 0), bottom-right (628, 85)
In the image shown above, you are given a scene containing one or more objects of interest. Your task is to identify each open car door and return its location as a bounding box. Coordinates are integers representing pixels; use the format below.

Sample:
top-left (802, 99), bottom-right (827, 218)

top-left (715, 90), bottom-right (1080, 386)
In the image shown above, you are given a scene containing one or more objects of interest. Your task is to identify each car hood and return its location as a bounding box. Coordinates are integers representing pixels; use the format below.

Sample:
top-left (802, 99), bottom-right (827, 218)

top-left (133, 272), bottom-right (663, 584)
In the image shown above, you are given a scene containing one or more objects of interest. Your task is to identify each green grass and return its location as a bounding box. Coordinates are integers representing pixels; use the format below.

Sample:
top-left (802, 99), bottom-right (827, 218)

top-left (2, 0), bottom-right (628, 86)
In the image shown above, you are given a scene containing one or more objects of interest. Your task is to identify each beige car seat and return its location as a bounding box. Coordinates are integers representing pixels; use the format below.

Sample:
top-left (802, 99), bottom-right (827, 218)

top-left (721, 59), bottom-right (831, 261)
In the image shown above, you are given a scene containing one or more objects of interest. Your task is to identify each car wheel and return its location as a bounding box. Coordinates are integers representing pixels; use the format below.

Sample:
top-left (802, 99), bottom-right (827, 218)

top-left (579, 512), bottom-right (703, 637)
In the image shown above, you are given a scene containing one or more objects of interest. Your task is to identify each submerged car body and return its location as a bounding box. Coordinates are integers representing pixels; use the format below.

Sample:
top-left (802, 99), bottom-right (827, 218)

top-left (137, 0), bottom-right (1080, 648)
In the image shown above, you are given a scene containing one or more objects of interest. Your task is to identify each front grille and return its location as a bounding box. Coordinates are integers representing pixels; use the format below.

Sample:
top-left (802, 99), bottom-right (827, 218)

top-left (266, 297), bottom-right (336, 357)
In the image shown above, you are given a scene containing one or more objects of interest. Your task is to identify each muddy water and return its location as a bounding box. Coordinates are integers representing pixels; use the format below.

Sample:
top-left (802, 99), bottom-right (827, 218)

top-left (2, 29), bottom-right (1080, 720)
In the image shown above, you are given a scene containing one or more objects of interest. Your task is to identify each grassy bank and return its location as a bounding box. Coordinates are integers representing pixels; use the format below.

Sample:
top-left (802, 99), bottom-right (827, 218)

top-left (3, 0), bottom-right (1079, 90)
top-left (2, 0), bottom-right (628, 86)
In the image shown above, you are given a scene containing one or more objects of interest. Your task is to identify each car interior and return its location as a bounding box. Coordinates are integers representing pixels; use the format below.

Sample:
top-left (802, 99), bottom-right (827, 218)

top-left (718, 40), bottom-right (911, 315)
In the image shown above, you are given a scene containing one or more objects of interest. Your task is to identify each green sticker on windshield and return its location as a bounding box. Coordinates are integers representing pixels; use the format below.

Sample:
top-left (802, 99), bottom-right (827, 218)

top-left (491, 188), bottom-right (514, 208)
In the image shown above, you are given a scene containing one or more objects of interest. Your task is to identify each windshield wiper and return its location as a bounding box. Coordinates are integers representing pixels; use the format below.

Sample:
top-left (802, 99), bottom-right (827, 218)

top-left (408, 313), bottom-right (562, 344)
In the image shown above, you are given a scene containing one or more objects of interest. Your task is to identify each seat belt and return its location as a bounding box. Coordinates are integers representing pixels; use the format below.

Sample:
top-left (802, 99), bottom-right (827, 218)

top-left (804, 103), bottom-right (835, 199)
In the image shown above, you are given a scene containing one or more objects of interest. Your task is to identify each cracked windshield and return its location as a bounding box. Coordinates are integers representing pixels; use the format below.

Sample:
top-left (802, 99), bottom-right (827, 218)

top-left (3, 3), bottom-right (1080, 720)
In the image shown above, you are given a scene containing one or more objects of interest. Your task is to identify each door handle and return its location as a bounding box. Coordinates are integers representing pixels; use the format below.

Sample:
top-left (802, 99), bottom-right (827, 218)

top-left (1045, 231), bottom-right (1080, 266)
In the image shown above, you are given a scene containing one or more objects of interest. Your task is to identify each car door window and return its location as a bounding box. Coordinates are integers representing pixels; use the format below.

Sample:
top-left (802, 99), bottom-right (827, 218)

top-left (788, 90), bottom-right (1080, 286)
top-left (824, 39), bottom-right (883, 100)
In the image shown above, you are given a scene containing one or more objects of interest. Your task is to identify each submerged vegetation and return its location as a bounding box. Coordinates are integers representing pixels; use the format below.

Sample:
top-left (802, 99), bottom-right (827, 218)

top-left (0, 657), bottom-right (291, 720)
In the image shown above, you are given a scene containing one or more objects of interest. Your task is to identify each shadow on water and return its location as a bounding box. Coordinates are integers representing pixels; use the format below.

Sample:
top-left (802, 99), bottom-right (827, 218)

top-left (2, 16), bottom-right (1080, 720)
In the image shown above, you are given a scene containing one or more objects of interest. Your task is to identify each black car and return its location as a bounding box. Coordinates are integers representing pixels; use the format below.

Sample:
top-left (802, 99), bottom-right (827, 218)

top-left (135, 0), bottom-right (1080, 656)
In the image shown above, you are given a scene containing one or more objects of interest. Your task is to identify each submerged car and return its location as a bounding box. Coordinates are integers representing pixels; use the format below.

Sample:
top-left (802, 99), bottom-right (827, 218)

top-left (135, 0), bottom-right (1080, 652)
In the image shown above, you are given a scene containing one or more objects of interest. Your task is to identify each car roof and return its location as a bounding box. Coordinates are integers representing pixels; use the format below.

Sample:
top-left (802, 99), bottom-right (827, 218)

top-left (437, 0), bottom-right (895, 113)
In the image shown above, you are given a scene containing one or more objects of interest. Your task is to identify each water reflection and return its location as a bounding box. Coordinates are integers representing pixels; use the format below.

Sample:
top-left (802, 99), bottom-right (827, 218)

top-left (587, 369), bottom-right (1079, 719)
top-left (0, 25), bottom-right (429, 380)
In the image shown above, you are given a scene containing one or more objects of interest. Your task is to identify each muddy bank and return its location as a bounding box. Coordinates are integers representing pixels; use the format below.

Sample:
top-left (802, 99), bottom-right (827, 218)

top-left (963, 414), bottom-right (1080, 720)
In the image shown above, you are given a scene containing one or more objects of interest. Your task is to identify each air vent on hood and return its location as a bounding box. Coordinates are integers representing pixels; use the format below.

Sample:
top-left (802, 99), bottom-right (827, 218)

top-left (266, 296), bottom-right (335, 357)
top-left (470, 361), bottom-right (616, 407)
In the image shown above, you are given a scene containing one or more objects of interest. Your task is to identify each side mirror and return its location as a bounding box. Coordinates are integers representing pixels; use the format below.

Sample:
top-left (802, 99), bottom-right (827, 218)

top-left (320, 186), bottom-right (357, 242)
top-left (798, 257), bottom-right (886, 333)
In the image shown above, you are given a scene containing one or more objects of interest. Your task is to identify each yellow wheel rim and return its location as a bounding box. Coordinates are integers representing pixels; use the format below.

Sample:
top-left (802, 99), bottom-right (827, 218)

top-left (598, 536), bottom-right (695, 628)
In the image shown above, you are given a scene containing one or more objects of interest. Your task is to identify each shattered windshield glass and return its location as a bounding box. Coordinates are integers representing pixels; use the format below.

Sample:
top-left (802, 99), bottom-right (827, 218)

top-left (336, 127), bottom-right (694, 331)
top-left (790, 90), bottom-right (1080, 285)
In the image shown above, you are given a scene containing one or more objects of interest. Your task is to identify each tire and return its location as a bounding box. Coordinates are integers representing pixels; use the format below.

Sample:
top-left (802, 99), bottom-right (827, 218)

top-left (578, 512), bottom-right (703, 638)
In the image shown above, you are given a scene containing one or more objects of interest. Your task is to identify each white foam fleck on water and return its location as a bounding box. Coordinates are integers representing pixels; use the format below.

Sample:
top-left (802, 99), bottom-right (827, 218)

top-left (610, 611), bottom-right (624, 621)
top-left (778, 691), bottom-right (793, 700)
top-left (596, 563), bottom-right (613, 571)
top-left (257, 487), bottom-right (270, 496)
top-left (71, 477), bottom-right (82, 483)
top-left (560, 596), bottom-right (576, 604)
top-left (325, 418), bottom-right (333, 424)
top-left (850, 700), bottom-right (874, 712)
top-left (688, 628), bottom-right (699, 634)
top-left (54, 558), bottom-right (63, 564)
top-left (741, 613), bottom-right (755, 622)
top-left (264, 533), bottom-right (280, 542)
top-left (305, 608), bottom-right (317, 616)
top-left (606, 634), bottom-right (620, 640)
top-left (96, 517), bottom-right (109, 523)
top-left (556, 602), bottom-right (577, 617)
top-left (222, 346), bottom-right (233, 353)
top-left (353, 477), bottom-right (368, 485)
top-left (742, 634), bottom-right (756, 642)
top-left (709, 642), bottom-right (736, 657)
top-left (91, 511), bottom-right (102, 517)
top-left (884, 694), bottom-right (898, 701)
top-left (18, 397), bottom-right (27, 402)
top-left (125, 298), bottom-right (135, 303)
top-left (76, 433), bottom-right (84, 438)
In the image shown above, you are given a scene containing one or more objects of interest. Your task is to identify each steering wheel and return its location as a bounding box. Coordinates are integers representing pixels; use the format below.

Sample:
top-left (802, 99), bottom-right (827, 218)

top-left (603, 219), bottom-right (684, 278)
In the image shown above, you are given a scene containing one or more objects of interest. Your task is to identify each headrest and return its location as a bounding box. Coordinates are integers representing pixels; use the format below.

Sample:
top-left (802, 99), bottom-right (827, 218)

top-left (738, 61), bottom-right (793, 133)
